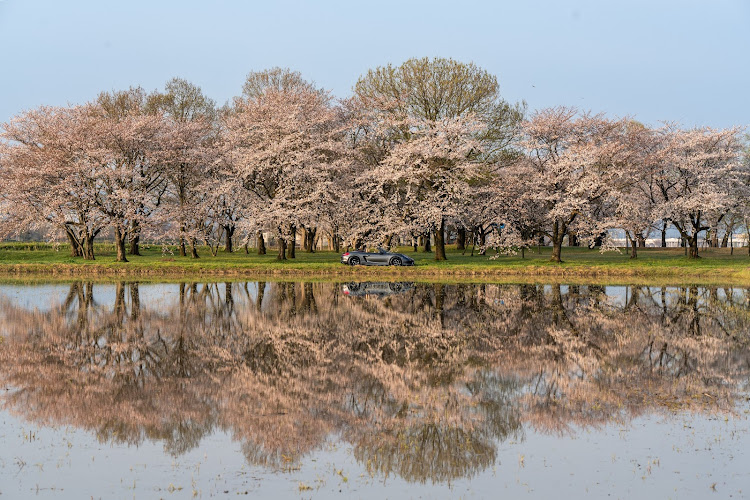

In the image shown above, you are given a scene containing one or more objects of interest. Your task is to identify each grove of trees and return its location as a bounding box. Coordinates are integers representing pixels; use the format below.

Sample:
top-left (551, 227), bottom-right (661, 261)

top-left (1, 58), bottom-right (748, 262)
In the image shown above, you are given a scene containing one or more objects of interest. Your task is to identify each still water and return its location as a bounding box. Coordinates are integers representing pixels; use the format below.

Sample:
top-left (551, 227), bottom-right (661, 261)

top-left (0, 281), bottom-right (748, 499)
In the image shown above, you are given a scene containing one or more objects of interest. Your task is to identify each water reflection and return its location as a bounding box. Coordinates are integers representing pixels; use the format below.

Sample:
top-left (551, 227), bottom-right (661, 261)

top-left (342, 281), bottom-right (415, 297)
top-left (0, 281), bottom-right (748, 483)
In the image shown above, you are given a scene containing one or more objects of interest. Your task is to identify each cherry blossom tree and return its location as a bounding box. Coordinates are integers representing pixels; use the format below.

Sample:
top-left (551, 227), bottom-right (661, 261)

top-left (0, 104), bottom-right (107, 259)
top-left (352, 57), bottom-right (524, 260)
top-left (154, 117), bottom-right (222, 258)
top-left (147, 78), bottom-right (220, 258)
top-left (604, 121), bottom-right (662, 259)
top-left (651, 124), bottom-right (747, 259)
top-left (507, 107), bottom-right (628, 263)
top-left (223, 83), bottom-right (345, 260)
top-left (453, 186), bottom-right (500, 254)
top-left (241, 68), bottom-right (331, 254)
top-left (92, 87), bottom-right (167, 262)
top-left (357, 115), bottom-right (487, 259)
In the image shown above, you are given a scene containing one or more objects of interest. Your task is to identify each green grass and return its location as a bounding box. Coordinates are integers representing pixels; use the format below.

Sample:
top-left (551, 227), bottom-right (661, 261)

top-left (0, 242), bottom-right (749, 285)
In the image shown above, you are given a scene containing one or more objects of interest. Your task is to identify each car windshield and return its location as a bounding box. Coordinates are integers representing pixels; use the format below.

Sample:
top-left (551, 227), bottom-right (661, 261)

top-left (377, 247), bottom-right (387, 254)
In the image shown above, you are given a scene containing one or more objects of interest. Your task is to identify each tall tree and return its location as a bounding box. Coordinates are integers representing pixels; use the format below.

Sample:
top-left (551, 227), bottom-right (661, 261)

top-left (147, 78), bottom-right (218, 258)
top-left (93, 87), bottom-right (166, 261)
top-left (508, 107), bottom-right (627, 263)
top-left (606, 121), bottom-right (662, 259)
top-left (352, 57), bottom-right (524, 260)
top-left (652, 125), bottom-right (747, 259)
top-left (224, 80), bottom-right (344, 260)
top-left (242, 67), bottom-right (319, 100)
top-left (0, 105), bottom-right (106, 259)
top-left (360, 115), bottom-right (487, 260)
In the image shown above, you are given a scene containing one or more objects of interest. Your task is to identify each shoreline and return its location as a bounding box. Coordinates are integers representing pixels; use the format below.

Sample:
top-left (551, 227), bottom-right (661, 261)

top-left (1, 262), bottom-right (749, 286)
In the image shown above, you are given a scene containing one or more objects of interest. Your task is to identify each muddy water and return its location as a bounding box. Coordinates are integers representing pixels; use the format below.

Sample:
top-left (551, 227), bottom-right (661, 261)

top-left (0, 281), bottom-right (748, 498)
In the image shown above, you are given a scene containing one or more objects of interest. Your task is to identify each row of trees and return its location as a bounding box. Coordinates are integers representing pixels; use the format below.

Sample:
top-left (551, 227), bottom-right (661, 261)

top-left (1, 58), bottom-right (747, 262)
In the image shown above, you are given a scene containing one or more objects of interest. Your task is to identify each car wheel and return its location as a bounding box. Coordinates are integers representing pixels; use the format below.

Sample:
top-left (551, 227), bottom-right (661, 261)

top-left (390, 257), bottom-right (402, 266)
top-left (349, 257), bottom-right (360, 266)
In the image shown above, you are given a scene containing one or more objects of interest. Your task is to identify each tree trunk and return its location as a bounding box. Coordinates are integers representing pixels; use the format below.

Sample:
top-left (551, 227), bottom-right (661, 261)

top-left (84, 233), bottom-right (95, 260)
top-left (113, 225), bottom-right (128, 263)
top-left (128, 220), bottom-right (141, 256)
top-left (277, 236), bottom-right (286, 260)
top-left (129, 233), bottom-right (141, 256)
top-left (636, 234), bottom-right (646, 248)
top-left (568, 231), bottom-right (578, 247)
top-left (626, 231), bottom-right (638, 259)
top-left (178, 220), bottom-right (187, 257)
top-left (661, 222), bottom-right (667, 247)
top-left (190, 238), bottom-right (199, 259)
top-left (550, 221), bottom-right (564, 263)
top-left (224, 225), bottom-right (235, 253)
top-left (688, 237), bottom-right (700, 259)
top-left (422, 232), bottom-right (431, 252)
top-left (721, 231), bottom-right (729, 248)
top-left (257, 231), bottom-right (266, 255)
top-left (551, 238), bottom-right (563, 262)
top-left (286, 225), bottom-right (296, 259)
top-left (286, 238), bottom-right (295, 259)
top-left (123, 221), bottom-right (141, 255)
top-left (710, 229), bottom-right (719, 248)
top-left (332, 232), bottom-right (340, 253)
top-left (456, 226), bottom-right (466, 250)
top-left (434, 219), bottom-right (447, 261)
top-left (65, 227), bottom-right (82, 257)
top-left (305, 227), bottom-right (317, 253)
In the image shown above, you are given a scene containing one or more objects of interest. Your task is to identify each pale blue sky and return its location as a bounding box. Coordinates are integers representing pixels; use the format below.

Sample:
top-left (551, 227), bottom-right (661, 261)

top-left (1, 0), bottom-right (748, 128)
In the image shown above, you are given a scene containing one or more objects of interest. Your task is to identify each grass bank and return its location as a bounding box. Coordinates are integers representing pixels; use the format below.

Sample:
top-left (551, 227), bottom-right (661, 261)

top-left (1, 243), bottom-right (749, 285)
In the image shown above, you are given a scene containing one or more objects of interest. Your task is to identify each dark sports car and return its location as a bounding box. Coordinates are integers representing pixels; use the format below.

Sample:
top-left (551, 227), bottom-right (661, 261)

top-left (340, 248), bottom-right (415, 266)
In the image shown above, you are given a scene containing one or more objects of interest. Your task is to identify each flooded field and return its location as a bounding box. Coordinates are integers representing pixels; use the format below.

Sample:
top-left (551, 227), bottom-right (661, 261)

top-left (0, 281), bottom-right (749, 498)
